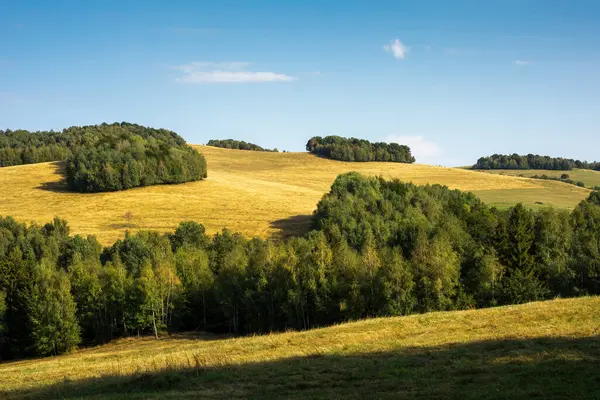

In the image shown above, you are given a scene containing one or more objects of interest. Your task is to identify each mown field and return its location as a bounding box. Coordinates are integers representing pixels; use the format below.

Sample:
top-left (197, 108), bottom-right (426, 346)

top-left (0, 145), bottom-right (591, 245)
top-left (1, 297), bottom-right (598, 399)
top-left (472, 168), bottom-right (600, 189)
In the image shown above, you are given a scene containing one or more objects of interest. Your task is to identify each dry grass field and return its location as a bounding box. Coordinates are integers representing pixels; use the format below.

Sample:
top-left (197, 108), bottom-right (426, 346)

top-left (0, 146), bottom-right (592, 245)
top-left (1, 296), bottom-right (598, 399)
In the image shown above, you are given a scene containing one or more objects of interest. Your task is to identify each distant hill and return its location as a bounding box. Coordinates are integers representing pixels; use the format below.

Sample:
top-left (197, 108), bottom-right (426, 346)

top-left (474, 168), bottom-right (600, 190)
top-left (306, 135), bottom-right (415, 163)
top-left (207, 139), bottom-right (278, 152)
top-left (0, 145), bottom-right (590, 245)
top-left (1, 296), bottom-right (598, 399)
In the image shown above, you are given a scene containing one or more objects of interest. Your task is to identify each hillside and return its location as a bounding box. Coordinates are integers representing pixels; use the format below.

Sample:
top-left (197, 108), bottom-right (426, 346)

top-left (0, 145), bottom-right (591, 245)
top-left (473, 168), bottom-right (600, 189)
top-left (1, 296), bottom-right (598, 399)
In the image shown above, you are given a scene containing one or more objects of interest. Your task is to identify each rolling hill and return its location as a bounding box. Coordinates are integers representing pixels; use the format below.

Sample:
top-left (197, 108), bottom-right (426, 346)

top-left (0, 145), bottom-right (592, 245)
top-left (1, 296), bottom-right (598, 399)
top-left (472, 168), bottom-right (600, 189)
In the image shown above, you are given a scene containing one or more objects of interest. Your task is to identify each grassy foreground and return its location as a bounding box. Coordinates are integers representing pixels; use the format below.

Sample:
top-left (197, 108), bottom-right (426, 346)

top-left (0, 145), bottom-right (592, 244)
top-left (1, 297), bottom-right (599, 399)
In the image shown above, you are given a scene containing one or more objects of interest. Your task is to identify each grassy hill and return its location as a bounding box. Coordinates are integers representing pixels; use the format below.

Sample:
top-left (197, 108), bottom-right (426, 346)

top-left (1, 296), bottom-right (598, 399)
top-left (472, 168), bottom-right (600, 189)
top-left (0, 145), bottom-right (591, 245)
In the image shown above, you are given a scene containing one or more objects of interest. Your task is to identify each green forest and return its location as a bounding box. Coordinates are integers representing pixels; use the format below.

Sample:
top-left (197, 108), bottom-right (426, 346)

top-left (2, 173), bottom-right (599, 360)
top-left (0, 123), bottom-right (207, 192)
top-left (207, 139), bottom-right (278, 152)
top-left (0, 128), bottom-right (77, 167)
top-left (474, 153), bottom-right (600, 170)
top-left (306, 136), bottom-right (415, 163)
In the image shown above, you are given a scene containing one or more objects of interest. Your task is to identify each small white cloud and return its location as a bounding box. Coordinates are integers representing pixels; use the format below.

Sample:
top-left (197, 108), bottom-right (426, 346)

top-left (173, 62), bottom-right (296, 84)
top-left (384, 39), bottom-right (409, 59)
top-left (386, 135), bottom-right (443, 162)
top-left (514, 60), bottom-right (531, 66)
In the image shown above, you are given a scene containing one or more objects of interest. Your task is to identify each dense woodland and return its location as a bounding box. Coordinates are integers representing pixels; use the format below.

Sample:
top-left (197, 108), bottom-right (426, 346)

top-left (0, 128), bottom-right (77, 167)
top-left (474, 154), bottom-right (600, 171)
top-left (306, 136), bottom-right (415, 163)
top-left (0, 123), bottom-right (207, 192)
top-left (2, 173), bottom-right (600, 360)
top-left (65, 124), bottom-right (207, 192)
top-left (207, 139), bottom-right (278, 152)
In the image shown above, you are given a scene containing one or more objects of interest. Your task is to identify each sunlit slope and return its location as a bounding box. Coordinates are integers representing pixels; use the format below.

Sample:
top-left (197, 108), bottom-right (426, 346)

top-left (473, 167), bottom-right (600, 189)
top-left (1, 297), bottom-right (598, 399)
top-left (0, 145), bottom-right (591, 244)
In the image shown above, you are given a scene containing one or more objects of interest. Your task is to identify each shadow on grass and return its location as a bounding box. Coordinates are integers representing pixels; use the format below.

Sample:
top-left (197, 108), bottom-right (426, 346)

top-left (35, 161), bottom-right (69, 193)
top-left (4, 336), bottom-right (599, 399)
top-left (270, 214), bottom-right (313, 240)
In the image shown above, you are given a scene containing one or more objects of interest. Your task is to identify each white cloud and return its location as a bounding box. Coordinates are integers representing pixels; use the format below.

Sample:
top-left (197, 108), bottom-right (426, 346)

top-left (514, 60), bottom-right (531, 66)
top-left (386, 135), bottom-right (443, 162)
top-left (173, 62), bottom-right (296, 84)
top-left (384, 39), bottom-right (408, 59)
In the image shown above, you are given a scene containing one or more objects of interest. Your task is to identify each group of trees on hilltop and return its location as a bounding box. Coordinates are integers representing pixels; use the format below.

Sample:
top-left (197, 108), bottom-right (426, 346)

top-left (0, 123), bottom-right (207, 192)
top-left (207, 139), bottom-right (278, 152)
top-left (474, 154), bottom-right (600, 171)
top-left (0, 129), bottom-right (79, 167)
top-left (65, 124), bottom-right (207, 192)
top-left (306, 136), bottom-right (415, 163)
top-left (2, 173), bottom-right (600, 360)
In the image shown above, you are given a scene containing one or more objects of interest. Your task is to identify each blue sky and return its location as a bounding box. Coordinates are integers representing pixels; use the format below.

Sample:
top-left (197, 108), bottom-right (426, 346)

top-left (1, 0), bottom-right (599, 166)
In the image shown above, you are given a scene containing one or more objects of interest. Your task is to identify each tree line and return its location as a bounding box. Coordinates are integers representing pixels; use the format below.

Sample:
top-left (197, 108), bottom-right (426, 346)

top-left (474, 153), bottom-right (600, 171)
top-left (2, 173), bottom-right (600, 360)
top-left (0, 123), bottom-right (207, 192)
top-left (207, 139), bottom-right (278, 152)
top-left (0, 128), bottom-right (79, 167)
top-left (306, 136), bottom-right (415, 163)
top-left (526, 173), bottom-right (586, 188)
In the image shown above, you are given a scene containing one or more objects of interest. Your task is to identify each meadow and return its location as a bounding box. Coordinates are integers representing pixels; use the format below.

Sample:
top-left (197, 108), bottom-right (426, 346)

top-left (0, 145), bottom-right (591, 245)
top-left (473, 167), bottom-right (600, 189)
top-left (1, 296), bottom-right (598, 399)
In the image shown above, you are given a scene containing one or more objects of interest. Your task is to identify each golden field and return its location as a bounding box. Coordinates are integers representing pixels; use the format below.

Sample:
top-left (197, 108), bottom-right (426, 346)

top-left (1, 296), bottom-right (598, 399)
top-left (0, 145), bottom-right (592, 245)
